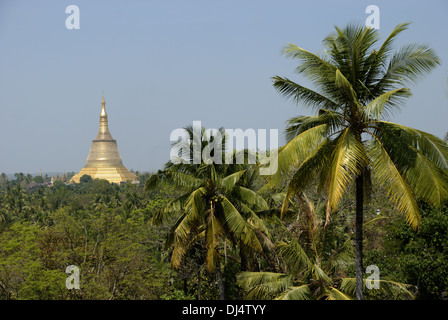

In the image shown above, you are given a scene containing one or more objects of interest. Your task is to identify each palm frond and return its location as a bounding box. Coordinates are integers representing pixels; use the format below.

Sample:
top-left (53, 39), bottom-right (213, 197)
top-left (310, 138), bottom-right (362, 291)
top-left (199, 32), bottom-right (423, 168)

top-left (150, 193), bottom-right (190, 225)
top-left (324, 287), bottom-right (352, 300)
top-left (311, 263), bottom-right (333, 285)
top-left (371, 121), bottom-right (448, 207)
top-left (285, 109), bottom-right (343, 142)
top-left (185, 187), bottom-right (207, 222)
top-left (406, 148), bottom-right (448, 206)
top-left (340, 278), bottom-right (415, 300)
top-left (243, 206), bottom-right (270, 235)
top-left (362, 23), bottom-right (411, 90)
top-left (168, 171), bottom-right (204, 190)
top-left (272, 76), bottom-right (337, 111)
top-left (241, 224), bottom-right (264, 253)
top-left (375, 43), bottom-right (440, 91)
top-left (205, 210), bottom-right (225, 272)
top-left (377, 23), bottom-right (411, 59)
top-left (220, 195), bottom-right (246, 235)
top-left (362, 87), bottom-right (412, 120)
top-left (277, 240), bottom-right (311, 275)
top-left (234, 186), bottom-right (269, 211)
top-left (377, 122), bottom-right (448, 169)
top-left (237, 272), bottom-right (294, 300)
top-left (275, 285), bottom-right (312, 300)
top-left (283, 43), bottom-right (336, 79)
top-left (169, 212), bottom-right (200, 269)
top-left (334, 68), bottom-right (358, 104)
top-left (275, 124), bottom-right (329, 181)
top-left (145, 169), bottom-right (202, 192)
top-left (220, 169), bottom-right (246, 192)
top-left (282, 138), bottom-right (334, 207)
top-left (366, 132), bottom-right (421, 228)
top-left (325, 128), bottom-right (368, 216)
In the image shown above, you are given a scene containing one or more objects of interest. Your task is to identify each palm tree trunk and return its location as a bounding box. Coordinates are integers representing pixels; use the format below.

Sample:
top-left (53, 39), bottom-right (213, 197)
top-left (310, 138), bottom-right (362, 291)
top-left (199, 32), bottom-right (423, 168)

top-left (216, 265), bottom-right (225, 300)
top-left (198, 268), bottom-right (201, 300)
top-left (183, 278), bottom-right (188, 296)
top-left (239, 241), bottom-right (248, 271)
top-left (355, 173), bottom-right (364, 300)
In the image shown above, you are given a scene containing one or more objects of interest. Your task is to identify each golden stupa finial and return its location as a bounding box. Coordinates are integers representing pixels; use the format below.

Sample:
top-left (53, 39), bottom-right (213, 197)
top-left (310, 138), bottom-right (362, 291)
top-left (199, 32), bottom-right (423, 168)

top-left (100, 92), bottom-right (107, 117)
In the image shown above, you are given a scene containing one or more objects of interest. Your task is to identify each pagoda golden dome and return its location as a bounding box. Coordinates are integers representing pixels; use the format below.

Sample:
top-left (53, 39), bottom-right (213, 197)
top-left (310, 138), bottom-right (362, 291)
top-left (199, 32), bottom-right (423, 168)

top-left (70, 96), bottom-right (137, 184)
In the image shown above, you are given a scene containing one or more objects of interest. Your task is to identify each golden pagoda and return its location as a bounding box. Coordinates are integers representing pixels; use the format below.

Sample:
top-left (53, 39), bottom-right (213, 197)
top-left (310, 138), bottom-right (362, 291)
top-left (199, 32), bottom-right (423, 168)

top-left (70, 96), bottom-right (137, 184)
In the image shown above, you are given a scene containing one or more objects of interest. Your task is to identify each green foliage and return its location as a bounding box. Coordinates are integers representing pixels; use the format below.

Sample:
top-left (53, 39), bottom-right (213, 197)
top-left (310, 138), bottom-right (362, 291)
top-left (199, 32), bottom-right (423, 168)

top-left (79, 174), bottom-right (93, 184)
top-left (380, 206), bottom-right (448, 299)
top-left (160, 289), bottom-right (195, 300)
top-left (223, 259), bottom-right (242, 300)
top-left (0, 171), bottom-right (448, 300)
top-left (0, 222), bottom-right (68, 299)
top-left (32, 176), bottom-right (44, 184)
top-left (0, 174), bottom-right (180, 300)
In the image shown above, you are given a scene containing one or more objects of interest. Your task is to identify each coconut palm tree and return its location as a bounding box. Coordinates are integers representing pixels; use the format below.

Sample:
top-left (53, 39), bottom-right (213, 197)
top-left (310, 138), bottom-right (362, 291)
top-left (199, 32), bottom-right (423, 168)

top-left (145, 125), bottom-right (271, 299)
top-left (237, 239), bottom-right (415, 300)
top-left (237, 196), bottom-right (415, 300)
top-left (271, 23), bottom-right (447, 299)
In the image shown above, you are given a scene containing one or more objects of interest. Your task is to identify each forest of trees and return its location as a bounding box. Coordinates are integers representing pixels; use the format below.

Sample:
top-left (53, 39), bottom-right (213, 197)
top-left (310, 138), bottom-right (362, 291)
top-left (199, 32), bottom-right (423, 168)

top-left (1, 167), bottom-right (448, 300)
top-left (1, 23), bottom-right (448, 300)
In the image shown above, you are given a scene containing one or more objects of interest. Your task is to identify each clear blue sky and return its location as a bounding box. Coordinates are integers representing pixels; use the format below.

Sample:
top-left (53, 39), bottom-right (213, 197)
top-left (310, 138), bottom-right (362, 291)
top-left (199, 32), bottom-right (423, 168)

top-left (0, 0), bottom-right (447, 174)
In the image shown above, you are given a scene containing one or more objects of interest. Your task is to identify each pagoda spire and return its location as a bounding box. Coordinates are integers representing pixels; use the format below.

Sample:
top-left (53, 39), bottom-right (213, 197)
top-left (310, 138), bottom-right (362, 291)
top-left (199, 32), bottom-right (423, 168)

top-left (101, 93), bottom-right (107, 116)
top-left (99, 94), bottom-right (109, 134)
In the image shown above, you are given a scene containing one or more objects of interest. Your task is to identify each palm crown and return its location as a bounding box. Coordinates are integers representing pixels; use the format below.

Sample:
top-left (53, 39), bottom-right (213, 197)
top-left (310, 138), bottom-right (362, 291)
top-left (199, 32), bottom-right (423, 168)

top-left (146, 126), bottom-right (270, 277)
top-left (273, 23), bottom-right (446, 227)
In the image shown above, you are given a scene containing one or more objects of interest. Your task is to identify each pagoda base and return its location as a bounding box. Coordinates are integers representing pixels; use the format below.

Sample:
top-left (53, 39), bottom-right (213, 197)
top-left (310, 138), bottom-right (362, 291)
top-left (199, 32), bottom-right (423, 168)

top-left (70, 166), bottom-right (137, 184)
